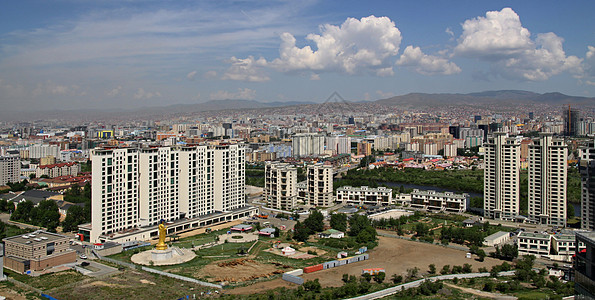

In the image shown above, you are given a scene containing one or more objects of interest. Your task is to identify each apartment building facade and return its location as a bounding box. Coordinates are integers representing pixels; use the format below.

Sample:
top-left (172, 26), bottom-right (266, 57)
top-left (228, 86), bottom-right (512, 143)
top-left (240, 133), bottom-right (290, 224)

top-left (264, 162), bottom-right (297, 210)
top-left (409, 189), bottom-right (468, 213)
top-left (528, 133), bottom-right (567, 227)
top-left (0, 151), bottom-right (20, 185)
top-left (580, 139), bottom-right (595, 230)
top-left (336, 186), bottom-right (392, 206)
top-left (484, 132), bottom-right (520, 220)
top-left (307, 164), bottom-right (333, 206)
top-left (90, 144), bottom-right (245, 243)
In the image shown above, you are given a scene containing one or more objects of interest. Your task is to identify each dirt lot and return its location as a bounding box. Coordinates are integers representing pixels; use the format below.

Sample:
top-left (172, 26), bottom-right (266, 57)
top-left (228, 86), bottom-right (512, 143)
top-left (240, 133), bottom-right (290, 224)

top-left (226, 235), bottom-right (505, 295)
top-left (196, 258), bottom-right (288, 283)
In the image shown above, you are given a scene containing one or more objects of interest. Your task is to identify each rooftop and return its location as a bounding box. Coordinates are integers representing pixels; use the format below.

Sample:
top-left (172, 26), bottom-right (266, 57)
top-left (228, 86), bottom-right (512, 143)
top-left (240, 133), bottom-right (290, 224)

top-left (4, 230), bottom-right (68, 245)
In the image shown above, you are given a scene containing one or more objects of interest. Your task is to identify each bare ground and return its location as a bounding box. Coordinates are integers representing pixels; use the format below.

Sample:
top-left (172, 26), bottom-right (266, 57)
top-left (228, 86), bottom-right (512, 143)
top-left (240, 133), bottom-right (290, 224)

top-left (226, 235), bottom-right (506, 295)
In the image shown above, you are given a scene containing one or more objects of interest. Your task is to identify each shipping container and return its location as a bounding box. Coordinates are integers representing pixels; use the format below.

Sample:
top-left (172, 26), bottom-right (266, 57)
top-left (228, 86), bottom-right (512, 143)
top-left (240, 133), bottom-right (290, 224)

top-left (303, 264), bottom-right (323, 273)
top-left (282, 273), bottom-right (304, 285)
top-left (359, 246), bottom-right (368, 253)
top-left (362, 268), bottom-right (385, 275)
top-left (286, 269), bottom-right (303, 276)
top-left (323, 260), bottom-right (339, 269)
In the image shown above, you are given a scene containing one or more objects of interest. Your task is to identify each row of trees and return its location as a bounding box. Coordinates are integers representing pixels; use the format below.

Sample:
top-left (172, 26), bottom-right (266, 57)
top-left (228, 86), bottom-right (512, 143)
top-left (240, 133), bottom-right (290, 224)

top-left (10, 200), bottom-right (61, 232)
top-left (293, 211), bottom-right (377, 245)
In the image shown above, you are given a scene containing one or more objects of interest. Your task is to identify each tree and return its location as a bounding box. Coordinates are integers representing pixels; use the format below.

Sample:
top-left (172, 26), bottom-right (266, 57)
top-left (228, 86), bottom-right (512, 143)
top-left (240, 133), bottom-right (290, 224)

top-left (303, 279), bottom-right (321, 292)
top-left (462, 263), bottom-right (473, 273)
top-left (11, 200), bottom-right (34, 223)
top-left (62, 205), bottom-right (86, 232)
top-left (406, 267), bottom-right (419, 280)
top-left (330, 213), bottom-right (348, 232)
top-left (31, 200), bottom-right (60, 232)
top-left (428, 264), bottom-right (436, 274)
top-left (415, 223), bottom-right (429, 237)
top-left (304, 210), bottom-right (324, 233)
top-left (500, 244), bottom-right (518, 261)
top-left (373, 272), bottom-right (385, 283)
top-left (440, 265), bottom-right (450, 275)
top-left (293, 221), bottom-right (310, 242)
top-left (476, 249), bottom-right (486, 262)
top-left (0, 199), bottom-right (9, 212)
top-left (361, 273), bottom-right (372, 282)
top-left (391, 274), bottom-right (403, 284)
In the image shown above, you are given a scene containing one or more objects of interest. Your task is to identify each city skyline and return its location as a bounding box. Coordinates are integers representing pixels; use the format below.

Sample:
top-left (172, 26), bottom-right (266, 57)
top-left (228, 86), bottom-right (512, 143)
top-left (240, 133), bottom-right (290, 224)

top-left (1, 0), bottom-right (595, 110)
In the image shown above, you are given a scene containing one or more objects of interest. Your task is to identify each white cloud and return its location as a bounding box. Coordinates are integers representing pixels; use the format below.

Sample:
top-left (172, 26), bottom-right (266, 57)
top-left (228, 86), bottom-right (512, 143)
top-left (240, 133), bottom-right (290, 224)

top-left (107, 85), bottom-right (122, 97)
top-left (133, 88), bottom-right (161, 100)
top-left (396, 46), bottom-right (461, 75)
top-left (186, 71), bottom-right (197, 80)
top-left (221, 56), bottom-right (270, 82)
top-left (310, 74), bottom-right (320, 80)
top-left (209, 88), bottom-right (256, 100)
top-left (454, 8), bottom-right (581, 80)
top-left (376, 90), bottom-right (394, 98)
top-left (31, 81), bottom-right (85, 97)
top-left (583, 45), bottom-right (595, 77)
top-left (270, 15), bottom-right (402, 75)
top-left (445, 27), bottom-right (454, 38)
top-left (203, 70), bottom-right (218, 79)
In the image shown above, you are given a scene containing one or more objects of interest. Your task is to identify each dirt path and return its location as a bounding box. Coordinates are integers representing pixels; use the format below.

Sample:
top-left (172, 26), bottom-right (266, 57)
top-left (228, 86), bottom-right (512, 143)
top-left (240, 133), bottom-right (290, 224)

top-left (443, 283), bottom-right (517, 300)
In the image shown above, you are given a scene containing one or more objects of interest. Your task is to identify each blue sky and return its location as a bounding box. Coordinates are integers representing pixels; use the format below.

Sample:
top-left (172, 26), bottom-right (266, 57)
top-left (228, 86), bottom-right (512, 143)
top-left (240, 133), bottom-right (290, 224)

top-left (1, 0), bottom-right (594, 110)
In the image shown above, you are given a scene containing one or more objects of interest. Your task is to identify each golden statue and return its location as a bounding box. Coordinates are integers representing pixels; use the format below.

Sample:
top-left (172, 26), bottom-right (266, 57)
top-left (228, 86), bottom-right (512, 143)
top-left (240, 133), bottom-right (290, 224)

top-left (155, 220), bottom-right (168, 250)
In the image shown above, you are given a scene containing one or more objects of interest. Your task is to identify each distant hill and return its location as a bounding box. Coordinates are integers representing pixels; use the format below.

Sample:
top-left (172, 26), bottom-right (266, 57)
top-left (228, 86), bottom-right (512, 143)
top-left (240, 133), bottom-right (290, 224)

top-left (375, 90), bottom-right (595, 107)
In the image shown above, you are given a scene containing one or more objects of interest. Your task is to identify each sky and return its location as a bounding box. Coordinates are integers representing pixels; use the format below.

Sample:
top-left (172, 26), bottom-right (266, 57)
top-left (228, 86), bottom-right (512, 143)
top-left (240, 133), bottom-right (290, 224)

top-left (1, 0), bottom-right (594, 110)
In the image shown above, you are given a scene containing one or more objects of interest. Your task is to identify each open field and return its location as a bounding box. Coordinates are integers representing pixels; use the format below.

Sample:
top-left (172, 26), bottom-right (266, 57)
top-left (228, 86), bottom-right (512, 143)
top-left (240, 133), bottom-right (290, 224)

top-left (49, 269), bottom-right (211, 300)
top-left (226, 235), bottom-right (504, 295)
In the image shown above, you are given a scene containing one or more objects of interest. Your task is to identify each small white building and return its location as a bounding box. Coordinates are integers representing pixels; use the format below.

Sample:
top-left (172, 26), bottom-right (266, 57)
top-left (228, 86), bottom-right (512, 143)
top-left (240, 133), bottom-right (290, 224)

top-left (484, 231), bottom-right (510, 247)
top-left (517, 232), bottom-right (583, 262)
top-left (318, 229), bottom-right (345, 239)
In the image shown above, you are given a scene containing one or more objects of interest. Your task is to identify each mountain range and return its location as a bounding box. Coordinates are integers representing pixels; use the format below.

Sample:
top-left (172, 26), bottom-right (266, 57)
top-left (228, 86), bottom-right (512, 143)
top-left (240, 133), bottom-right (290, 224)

top-left (1, 90), bottom-right (592, 121)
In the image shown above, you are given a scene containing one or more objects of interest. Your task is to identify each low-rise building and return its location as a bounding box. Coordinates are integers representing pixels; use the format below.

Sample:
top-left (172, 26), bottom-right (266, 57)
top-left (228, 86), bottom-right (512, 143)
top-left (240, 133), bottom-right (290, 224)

top-left (35, 162), bottom-right (79, 178)
top-left (517, 231), bottom-right (581, 262)
top-left (484, 231), bottom-right (510, 247)
top-left (3, 230), bottom-right (76, 273)
top-left (319, 229), bottom-right (344, 239)
top-left (336, 186), bottom-right (392, 206)
top-left (409, 189), bottom-right (468, 213)
top-left (575, 231), bottom-right (595, 298)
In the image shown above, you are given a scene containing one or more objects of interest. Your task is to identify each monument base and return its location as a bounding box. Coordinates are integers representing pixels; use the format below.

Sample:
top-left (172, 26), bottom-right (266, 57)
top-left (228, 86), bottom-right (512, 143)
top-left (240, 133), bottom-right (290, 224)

top-left (151, 249), bottom-right (173, 261)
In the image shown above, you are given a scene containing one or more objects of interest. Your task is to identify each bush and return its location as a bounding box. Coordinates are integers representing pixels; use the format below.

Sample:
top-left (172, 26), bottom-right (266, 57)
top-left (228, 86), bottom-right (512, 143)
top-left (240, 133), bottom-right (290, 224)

top-left (392, 274), bottom-right (403, 284)
top-left (440, 265), bottom-right (450, 275)
top-left (483, 281), bottom-right (494, 292)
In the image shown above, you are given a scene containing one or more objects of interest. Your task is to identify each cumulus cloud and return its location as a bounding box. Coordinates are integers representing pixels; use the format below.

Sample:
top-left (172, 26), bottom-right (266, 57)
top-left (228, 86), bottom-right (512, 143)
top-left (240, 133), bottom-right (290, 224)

top-left (203, 70), bottom-right (218, 79)
top-left (32, 81), bottom-right (85, 97)
top-left (186, 71), bottom-right (197, 80)
top-left (310, 74), bottom-right (320, 80)
top-left (107, 85), bottom-right (122, 97)
top-left (454, 7), bottom-right (581, 80)
top-left (396, 46), bottom-right (461, 75)
top-left (376, 90), bottom-right (394, 98)
top-left (269, 15), bottom-right (401, 75)
top-left (209, 88), bottom-right (256, 100)
top-left (583, 45), bottom-right (595, 77)
top-left (133, 88), bottom-right (161, 100)
top-left (221, 56), bottom-right (270, 82)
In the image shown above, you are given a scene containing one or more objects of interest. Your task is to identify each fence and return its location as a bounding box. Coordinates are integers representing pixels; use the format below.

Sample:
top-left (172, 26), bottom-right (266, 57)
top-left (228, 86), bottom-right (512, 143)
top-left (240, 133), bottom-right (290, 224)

top-left (141, 267), bottom-right (222, 289)
top-left (6, 277), bottom-right (44, 295)
top-left (93, 250), bottom-right (137, 270)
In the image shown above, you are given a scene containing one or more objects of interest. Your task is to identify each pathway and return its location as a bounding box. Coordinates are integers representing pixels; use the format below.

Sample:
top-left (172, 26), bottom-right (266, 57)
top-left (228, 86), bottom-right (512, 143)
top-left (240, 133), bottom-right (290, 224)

top-left (443, 282), bottom-right (517, 299)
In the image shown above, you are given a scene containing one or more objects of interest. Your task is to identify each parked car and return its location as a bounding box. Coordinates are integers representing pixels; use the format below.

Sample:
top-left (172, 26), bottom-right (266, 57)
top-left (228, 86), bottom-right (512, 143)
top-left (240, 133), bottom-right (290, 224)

top-left (79, 254), bottom-right (88, 259)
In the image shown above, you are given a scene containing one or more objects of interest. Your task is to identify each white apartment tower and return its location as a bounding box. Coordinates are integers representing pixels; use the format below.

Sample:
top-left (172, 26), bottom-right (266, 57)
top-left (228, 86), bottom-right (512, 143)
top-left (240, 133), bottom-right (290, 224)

top-left (326, 136), bottom-right (351, 155)
top-left (580, 139), bottom-right (595, 230)
top-left (91, 145), bottom-right (245, 243)
top-left (91, 148), bottom-right (139, 243)
top-left (484, 132), bottom-right (520, 220)
top-left (292, 133), bottom-right (325, 157)
top-left (528, 133), bottom-right (567, 227)
top-left (307, 163), bottom-right (333, 206)
top-left (0, 151), bottom-right (20, 186)
top-left (138, 147), bottom-right (179, 226)
top-left (264, 162), bottom-right (297, 210)
top-left (213, 145), bottom-right (245, 212)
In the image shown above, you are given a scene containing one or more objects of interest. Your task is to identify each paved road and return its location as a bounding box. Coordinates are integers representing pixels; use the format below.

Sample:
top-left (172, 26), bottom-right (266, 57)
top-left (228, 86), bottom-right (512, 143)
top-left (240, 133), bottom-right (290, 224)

top-left (345, 271), bottom-right (516, 300)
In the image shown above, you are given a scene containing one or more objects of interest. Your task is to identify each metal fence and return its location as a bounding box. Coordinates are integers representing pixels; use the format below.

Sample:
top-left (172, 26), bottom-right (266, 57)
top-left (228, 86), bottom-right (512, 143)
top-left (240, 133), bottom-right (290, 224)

top-left (141, 267), bottom-right (222, 289)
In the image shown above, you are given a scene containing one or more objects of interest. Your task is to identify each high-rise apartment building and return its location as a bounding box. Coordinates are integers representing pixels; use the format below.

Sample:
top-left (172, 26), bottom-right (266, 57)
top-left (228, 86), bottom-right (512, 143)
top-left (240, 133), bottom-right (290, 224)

top-left (292, 133), bottom-right (325, 157)
top-left (90, 144), bottom-right (245, 243)
top-left (563, 105), bottom-right (579, 137)
top-left (326, 136), bottom-right (351, 155)
top-left (264, 162), bottom-right (297, 210)
top-left (484, 132), bottom-right (520, 220)
top-left (580, 139), bottom-right (595, 230)
top-left (28, 144), bottom-right (60, 159)
top-left (528, 133), bottom-right (567, 227)
top-left (0, 150), bottom-right (20, 186)
top-left (307, 163), bottom-right (333, 207)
